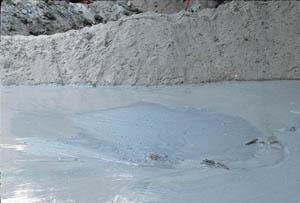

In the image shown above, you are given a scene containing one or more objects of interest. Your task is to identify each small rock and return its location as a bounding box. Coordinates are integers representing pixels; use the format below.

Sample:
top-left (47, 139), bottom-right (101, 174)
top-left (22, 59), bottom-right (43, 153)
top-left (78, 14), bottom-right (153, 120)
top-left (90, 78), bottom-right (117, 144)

top-left (190, 4), bottom-right (201, 13)
top-left (94, 15), bottom-right (103, 23)
top-left (245, 138), bottom-right (258, 145)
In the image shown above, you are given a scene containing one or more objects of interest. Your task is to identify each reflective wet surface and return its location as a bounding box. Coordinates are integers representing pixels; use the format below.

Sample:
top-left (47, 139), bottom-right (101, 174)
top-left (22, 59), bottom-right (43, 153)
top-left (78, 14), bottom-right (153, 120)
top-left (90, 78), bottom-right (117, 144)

top-left (1, 81), bottom-right (300, 203)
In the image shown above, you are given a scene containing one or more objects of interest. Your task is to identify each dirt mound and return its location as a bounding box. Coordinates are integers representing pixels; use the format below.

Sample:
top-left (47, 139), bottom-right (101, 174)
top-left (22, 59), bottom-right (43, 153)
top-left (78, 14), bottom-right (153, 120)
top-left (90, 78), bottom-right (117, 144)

top-left (0, 1), bottom-right (299, 85)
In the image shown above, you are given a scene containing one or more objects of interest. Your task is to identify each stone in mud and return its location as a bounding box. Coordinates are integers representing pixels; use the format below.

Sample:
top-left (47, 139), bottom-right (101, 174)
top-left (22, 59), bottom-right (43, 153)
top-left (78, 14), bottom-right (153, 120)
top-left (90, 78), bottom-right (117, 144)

top-left (245, 138), bottom-right (259, 145)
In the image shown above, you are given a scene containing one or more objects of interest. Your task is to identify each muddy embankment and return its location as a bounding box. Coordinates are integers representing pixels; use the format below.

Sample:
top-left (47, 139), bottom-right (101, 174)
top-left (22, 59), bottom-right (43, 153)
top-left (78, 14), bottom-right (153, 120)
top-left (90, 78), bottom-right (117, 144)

top-left (0, 1), bottom-right (299, 85)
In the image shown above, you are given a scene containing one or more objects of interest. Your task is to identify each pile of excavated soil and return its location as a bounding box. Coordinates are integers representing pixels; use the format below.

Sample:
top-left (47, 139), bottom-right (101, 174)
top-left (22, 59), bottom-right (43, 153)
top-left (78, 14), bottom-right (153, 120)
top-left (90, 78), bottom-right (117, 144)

top-left (128, 0), bottom-right (223, 13)
top-left (0, 0), bottom-right (224, 36)
top-left (0, 1), bottom-right (299, 85)
top-left (0, 0), bottom-right (140, 36)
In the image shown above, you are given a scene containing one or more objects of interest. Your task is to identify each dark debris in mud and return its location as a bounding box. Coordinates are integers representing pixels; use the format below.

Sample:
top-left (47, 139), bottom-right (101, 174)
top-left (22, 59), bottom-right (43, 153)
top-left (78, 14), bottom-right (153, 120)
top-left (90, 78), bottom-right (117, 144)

top-left (201, 159), bottom-right (229, 170)
top-left (245, 138), bottom-right (259, 145)
top-left (288, 126), bottom-right (297, 132)
top-left (149, 153), bottom-right (168, 161)
top-left (245, 136), bottom-right (281, 146)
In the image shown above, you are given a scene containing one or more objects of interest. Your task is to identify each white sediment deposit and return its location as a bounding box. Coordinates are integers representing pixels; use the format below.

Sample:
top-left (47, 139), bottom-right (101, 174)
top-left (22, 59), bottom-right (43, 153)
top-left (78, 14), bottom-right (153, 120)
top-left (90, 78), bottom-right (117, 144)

top-left (1, 1), bottom-right (299, 85)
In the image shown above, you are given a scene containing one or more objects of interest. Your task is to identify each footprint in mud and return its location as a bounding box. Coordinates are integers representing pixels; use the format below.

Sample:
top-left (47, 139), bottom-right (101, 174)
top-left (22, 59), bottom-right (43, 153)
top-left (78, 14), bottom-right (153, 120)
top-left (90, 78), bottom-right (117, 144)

top-left (71, 102), bottom-right (286, 169)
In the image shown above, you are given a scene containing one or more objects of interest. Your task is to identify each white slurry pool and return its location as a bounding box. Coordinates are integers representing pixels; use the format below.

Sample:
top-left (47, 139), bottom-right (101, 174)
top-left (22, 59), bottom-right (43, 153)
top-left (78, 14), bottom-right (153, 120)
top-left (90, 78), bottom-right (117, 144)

top-left (0, 81), bottom-right (299, 203)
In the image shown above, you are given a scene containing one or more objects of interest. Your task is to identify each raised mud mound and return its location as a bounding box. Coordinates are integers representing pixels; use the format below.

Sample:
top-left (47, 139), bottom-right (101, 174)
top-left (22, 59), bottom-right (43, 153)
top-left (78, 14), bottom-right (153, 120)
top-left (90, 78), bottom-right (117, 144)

top-left (0, 1), bottom-right (299, 85)
top-left (72, 102), bottom-right (284, 167)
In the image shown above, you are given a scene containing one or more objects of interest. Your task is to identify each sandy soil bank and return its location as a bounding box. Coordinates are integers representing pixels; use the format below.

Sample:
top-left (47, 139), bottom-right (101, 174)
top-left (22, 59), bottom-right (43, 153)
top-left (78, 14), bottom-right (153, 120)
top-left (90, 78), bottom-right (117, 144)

top-left (0, 1), bottom-right (299, 85)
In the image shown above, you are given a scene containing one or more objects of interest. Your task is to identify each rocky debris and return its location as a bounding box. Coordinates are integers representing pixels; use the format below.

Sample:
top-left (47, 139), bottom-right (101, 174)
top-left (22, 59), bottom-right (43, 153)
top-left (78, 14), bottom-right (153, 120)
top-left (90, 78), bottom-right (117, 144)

top-left (0, 1), bottom-right (299, 85)
top-left (201, 159), bottom-right (229, 170)
top-left (0, 0), bottom-right (140, 36)
top-left (0, 0), bottom-right (228, 36)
